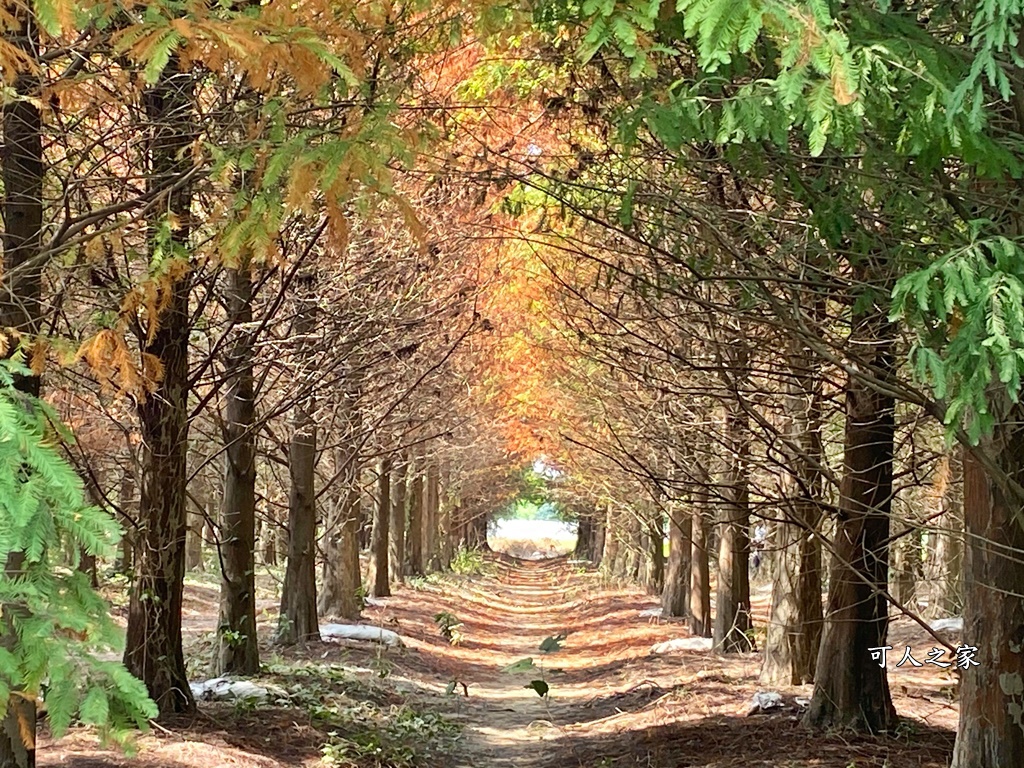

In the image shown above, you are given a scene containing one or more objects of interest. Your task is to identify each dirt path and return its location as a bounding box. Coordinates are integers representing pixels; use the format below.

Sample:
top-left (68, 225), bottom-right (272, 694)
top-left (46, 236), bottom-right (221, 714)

top-left (441, 557), bottom-right (668, 767)
top-left (41, 555), bottom-right (959, 767)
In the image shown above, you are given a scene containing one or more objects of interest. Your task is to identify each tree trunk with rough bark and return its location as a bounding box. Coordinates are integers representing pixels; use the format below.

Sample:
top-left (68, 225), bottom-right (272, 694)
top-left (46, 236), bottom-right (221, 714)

top-left (690, 457), bottom-right (713, 638)
top-left (123, 53), bottom-right (196, 716)
top-left (663, 499), bottom-right (692, 618)
top-left (714, 396), bottom-right (754, 653)
top-left (117, 467), bottom-right (137, 575)
top-left (573, 514), bottom-right (597, 561)
top-left (949, 433), bottom-right (1024, 767)
top-left (438, 464), bottom-right (453, 570)
top-left (645, 509), bottom-right (665, 595)
top-left (804, 298), bottom-right (896, 733)
top-left (926, 450), bottom-right (963, 618)
top-left (762, 340), bottom-right (824, 685)
top-left (369, 457), bottom-right (392, 598)
top-left (278, 277), bottom-right (320, 644)
top-left (319, 443), bottom-right (362, 620)
top-left (185, 508), bottom-right (204, 571)
top-left (425, 456), bottom-right (440, 571)
top-left (602, 506), bottom-right (620, 579)
top-left (390, 453), bottom-right (407, 582)
top-left (216, 265), bottom-right (259, 676)
top-left (407, 450), bottom-right (425, 576)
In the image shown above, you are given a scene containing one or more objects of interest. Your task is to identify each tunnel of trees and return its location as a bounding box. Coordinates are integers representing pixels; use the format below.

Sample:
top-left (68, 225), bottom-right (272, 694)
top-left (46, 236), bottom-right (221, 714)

top-left (0, 1), bottom-right (1022, 767)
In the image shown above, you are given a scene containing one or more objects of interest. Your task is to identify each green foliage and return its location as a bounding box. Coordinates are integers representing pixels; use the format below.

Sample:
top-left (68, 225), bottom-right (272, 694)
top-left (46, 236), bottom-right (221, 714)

top-left (449, 547), bottom-right (485, 575)
top-left (503, 633), bottom-right (566, 699)
top-left (893, 234), bottom-right (1024, 443)
top-left (267, 658), bottom-right (458, 768)
top-left (320, 705), bottom-right (459, 768)
top-left (0, 360), bottom-right (157, 746)
top-left (502, 657), bottom-right (536, 673)
top-left (524, 679), bottom-right (549, 698)
top-left (539, 633), bottom-right (567, 653)
top-left (494, 461), bottom-right (566, 522)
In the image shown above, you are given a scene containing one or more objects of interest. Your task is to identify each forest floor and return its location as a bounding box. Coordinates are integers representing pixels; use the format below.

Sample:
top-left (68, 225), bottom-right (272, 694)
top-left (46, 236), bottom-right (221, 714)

top-left (40, 553), bottom-right (960, 768)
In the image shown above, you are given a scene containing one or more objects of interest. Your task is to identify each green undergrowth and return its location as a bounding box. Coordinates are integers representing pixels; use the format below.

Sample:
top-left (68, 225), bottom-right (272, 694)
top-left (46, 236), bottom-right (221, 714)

top-left (263, 658), bottom-right (460, 768)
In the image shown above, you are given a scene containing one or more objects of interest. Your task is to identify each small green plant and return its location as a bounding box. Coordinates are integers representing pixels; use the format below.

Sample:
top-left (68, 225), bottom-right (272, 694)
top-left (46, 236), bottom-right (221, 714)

top-left (539, 632), bottom-right (567, 653)
top-left (433, 611), bottom-right (464, 645)
top-left (319, 704), bottom-right (459, 768)
top-left (503, 633), bottom-right (567, 701)
top-left (371, 645), bottom-right (394, 680)
top-left (449, 546), bottom-right (485, 575)
top-left (218, 627), bottom-right (246, 648)
top-left (444, 678), bottom-right (468, 696)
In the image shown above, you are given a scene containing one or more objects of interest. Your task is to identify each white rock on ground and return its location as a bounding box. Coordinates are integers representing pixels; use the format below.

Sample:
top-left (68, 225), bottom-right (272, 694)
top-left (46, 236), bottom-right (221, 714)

top-left (320, 623), bottom-right (403, 647)
top-left (650, 637), bottom-right (713, 654)
top-left (189, 678), bottom-right (289, 703)
top-left (928, 617), bottom-right (963, 633)
top-left (747, 691), bottom-right (784, 715)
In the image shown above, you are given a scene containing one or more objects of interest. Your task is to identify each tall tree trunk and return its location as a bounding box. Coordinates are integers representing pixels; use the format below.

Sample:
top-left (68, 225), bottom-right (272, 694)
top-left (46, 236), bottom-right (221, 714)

top-left (318, 462), bottom-right (362, 619)
top-left (117, 467), bottom-right (137, 575)
top-left (573, 515), bottom-right (594, 560)
top-left (389, 453), bottom-right (407, 582)
top-left (407, 450), bottom-right (425, 576)
top-left (185, 508), bottom-right (204, 571)
top-left (805, 302), bottom-right (896, 733)
top-left (714, 395), bottom-right (754, 653)
top-left (368, 457), bottom-right (392, 598)
top-left (0, 3), bottom-right (43, 757)
top-left (123, 53), bottom-right (195, 716)
top-left (602, 506), bottom-right (621, 580)
top-left (424, 455), bottom-right (440, 571)
top-left (762, 340), bottom-right (824, 685)
top-left (690, 458), bottom-right (713, 638)
top-left (591, 515), bottom-right (605, 567)
top-left (627, 511), bottom-right (643, 581)
top-left (216, 265), bottom-right (259, 676)
top-left (278, 278), bottom-right (320, 644)
top-left (892, 534), bottom-right (920, 608)
top-left (645, 508), bottom-right (665, 595)
top-left (438, 464), bottom-right (453, 569)
top-left (318, 377), bottom-right (363, 619)
top-left (465, 506), bottom-right (489, 549)
top-left (663, 499), bottom-right (692, 618)
top-left (949, 435), bottom-right (1024, 767)
top-left (927, 450), bottom-right (963, 618)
